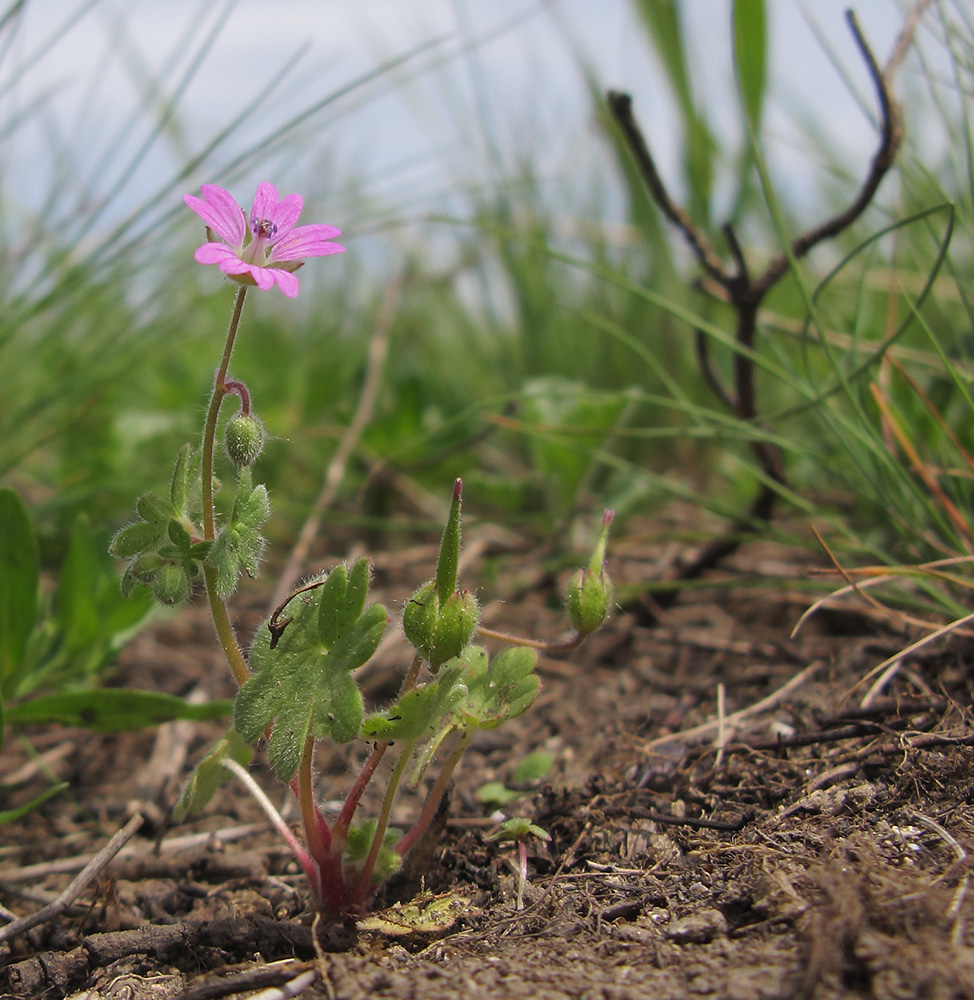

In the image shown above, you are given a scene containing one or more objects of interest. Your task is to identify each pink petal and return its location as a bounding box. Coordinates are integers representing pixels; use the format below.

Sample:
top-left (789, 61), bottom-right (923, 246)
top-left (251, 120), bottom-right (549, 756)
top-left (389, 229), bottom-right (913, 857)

top-left (271, 224), bottom-right (345, 261)
top-left (194, 242), bottom-right (239, 265)
top-left (269, 268), bottom-right (300, 298)
top-left (217, 256), bottom-right (252, 276)
top-left (184, 186), bottom-right (246, 246)
top-left (245, 264), bottom-right (276, 291)
top-left (250, 183), bottom-right (280, 226)
top-left (268, 193), bottom-right (303, 237)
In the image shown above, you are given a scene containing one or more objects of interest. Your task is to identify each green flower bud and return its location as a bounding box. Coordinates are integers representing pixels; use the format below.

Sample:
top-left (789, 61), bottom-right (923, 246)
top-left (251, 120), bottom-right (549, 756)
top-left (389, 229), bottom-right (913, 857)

top-left (130, 552), bottom-right (164, 583)
top-left (225, 413), bottom-right (265, 468)
top-left (567, 509), bottom-right (615, 636)
top-left (429, 589), bottom-right (480, 670)
top-left (152, 560), bottom-right (192, 605)
top-left (567, 566), bottom-right (612, 635)
top-left (402, 580), bottom-right (480, 671)
top-left (402, 579), bottom-right (438, 653)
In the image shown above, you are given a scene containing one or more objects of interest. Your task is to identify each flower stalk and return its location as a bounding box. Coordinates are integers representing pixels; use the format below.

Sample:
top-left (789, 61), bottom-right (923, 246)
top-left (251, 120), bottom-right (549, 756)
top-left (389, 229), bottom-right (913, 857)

top-left (120, 181), bottom-right (613, 922)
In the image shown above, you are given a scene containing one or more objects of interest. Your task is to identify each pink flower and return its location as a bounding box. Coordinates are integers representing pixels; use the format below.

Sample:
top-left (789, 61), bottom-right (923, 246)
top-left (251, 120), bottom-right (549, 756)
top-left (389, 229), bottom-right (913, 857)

top-left (184, 182), bottom-right (345, 298)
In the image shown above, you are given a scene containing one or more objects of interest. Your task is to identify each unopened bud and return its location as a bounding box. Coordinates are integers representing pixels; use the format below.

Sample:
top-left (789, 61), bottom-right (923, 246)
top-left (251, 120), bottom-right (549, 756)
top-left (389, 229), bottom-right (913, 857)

top-left (402, 580), bottom-right (479, 671)
top-left (131, 552), bottom-right (164, 583)
top-left (225, 413), bottom-right (265, 468)
top-left (567, 509), bottom-right (615, 636)
top-left (152, 560), bottom-right (192, 605)
top-left (402, 580), bottom-right (438, 653)
top-left (567, 565), bottom-right (612, 635)
top-left (429, 589), bottom-right (480, 670)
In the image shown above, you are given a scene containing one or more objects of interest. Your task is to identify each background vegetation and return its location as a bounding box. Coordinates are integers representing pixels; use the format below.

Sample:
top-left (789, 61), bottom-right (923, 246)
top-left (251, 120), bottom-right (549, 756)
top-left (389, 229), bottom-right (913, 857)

top-left (3, 0), bottom-right (974, 654)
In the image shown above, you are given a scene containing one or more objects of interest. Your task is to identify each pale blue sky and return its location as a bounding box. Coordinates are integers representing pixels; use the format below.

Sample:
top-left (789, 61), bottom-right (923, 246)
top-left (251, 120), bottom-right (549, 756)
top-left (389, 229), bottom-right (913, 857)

top-left (0, 1), bottom-right (942, 241)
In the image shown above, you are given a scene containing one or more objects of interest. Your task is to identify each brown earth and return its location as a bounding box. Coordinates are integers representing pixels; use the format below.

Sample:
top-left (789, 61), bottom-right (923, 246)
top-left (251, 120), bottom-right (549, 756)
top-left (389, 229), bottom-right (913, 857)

top-left (2, 519), bottom-right (974, 1000)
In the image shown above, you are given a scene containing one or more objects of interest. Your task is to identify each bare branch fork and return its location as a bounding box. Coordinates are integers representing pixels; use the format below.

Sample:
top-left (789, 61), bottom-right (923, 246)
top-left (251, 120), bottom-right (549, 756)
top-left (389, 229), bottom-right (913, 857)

top-left (606, 11), bottom-right (902, 618)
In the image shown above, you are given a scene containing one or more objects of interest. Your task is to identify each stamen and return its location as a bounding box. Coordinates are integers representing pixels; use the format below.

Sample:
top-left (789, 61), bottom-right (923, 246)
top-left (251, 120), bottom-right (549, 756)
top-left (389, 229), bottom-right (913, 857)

top-left (252, 217), bottom-right (278, 239)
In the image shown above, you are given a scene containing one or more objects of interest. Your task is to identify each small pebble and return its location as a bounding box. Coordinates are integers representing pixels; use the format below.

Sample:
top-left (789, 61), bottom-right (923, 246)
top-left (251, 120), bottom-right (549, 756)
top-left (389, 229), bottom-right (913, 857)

top-left (665, 908), bottom-right (728, 944)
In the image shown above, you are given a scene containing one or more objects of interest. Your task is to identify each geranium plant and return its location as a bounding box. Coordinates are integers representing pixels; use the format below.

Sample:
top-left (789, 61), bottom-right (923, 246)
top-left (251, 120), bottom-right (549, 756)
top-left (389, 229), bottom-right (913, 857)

top-left (111, 182), bottom-right (613, 919)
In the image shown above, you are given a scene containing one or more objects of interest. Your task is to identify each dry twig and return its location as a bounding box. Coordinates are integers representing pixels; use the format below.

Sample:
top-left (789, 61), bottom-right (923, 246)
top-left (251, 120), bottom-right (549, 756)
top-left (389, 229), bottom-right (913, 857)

top-left (0, 813), bottom-right (143, 945)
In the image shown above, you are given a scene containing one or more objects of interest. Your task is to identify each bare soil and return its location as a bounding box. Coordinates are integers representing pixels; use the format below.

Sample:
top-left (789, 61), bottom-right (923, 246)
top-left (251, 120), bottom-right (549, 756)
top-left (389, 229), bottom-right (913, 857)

top-left (3, 520), bottom-right (974, 1000)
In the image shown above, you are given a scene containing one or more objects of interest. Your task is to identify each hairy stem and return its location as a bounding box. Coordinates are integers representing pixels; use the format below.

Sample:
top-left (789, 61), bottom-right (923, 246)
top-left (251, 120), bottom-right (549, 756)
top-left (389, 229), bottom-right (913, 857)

top-left (334, 741), bottom-right (387, 849)
top-left (354, 740), bottom-right (415, 899)
top-left (200, 286), bottom-right (249, 686)
top-left (332, 654), bottom-right (425, 853)
top-left (396, 729), bottom-right (472, 858)
top-left (476, 625), bottom-right (583, 653)
top-left (222, 758), bottom-right (319, 893)
top-left (298, 735), bottom-right (330, 859)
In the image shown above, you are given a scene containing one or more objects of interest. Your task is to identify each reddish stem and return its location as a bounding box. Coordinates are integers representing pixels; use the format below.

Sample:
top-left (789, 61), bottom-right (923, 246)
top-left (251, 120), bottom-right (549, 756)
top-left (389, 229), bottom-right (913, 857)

top-left (395, 729), bottom-right (471, 858)
top-left (333, 741), bottom-right (387, 849)
top-left (296, 736), bottom-right (331, 858)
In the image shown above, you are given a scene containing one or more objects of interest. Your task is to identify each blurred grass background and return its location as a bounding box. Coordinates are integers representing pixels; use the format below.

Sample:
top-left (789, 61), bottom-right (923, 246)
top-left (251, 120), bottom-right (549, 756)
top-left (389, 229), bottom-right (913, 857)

top-left (2, 0), bottom-right (973, 625)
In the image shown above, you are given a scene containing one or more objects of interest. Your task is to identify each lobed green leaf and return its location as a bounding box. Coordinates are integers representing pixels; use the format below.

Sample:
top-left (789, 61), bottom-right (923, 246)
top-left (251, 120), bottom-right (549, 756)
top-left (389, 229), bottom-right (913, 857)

top-left (237, 586), bottom-right (388, 782)
top-left (361, 663), bottom-right (466, 742)
top-left (455, 646), bottom-right (540, 731)
top-left (318, 558), bottom-right (370, 647)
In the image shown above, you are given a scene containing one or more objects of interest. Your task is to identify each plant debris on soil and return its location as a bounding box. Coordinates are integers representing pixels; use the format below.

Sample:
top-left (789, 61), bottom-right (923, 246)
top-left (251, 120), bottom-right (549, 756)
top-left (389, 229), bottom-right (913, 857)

top-left (3, 520), bottom-right (974, 1000)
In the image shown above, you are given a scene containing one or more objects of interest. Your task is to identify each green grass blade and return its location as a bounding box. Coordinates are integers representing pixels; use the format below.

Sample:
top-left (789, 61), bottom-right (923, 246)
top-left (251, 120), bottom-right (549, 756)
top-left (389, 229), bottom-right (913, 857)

top-left (5, 690), bottom-right (233, 732)
top-left (732, 0), bottom-right (767, 132)
top-left (0, 488), bottom-right (39, 691)
top-left (0, 782), bottom-right (69, 825)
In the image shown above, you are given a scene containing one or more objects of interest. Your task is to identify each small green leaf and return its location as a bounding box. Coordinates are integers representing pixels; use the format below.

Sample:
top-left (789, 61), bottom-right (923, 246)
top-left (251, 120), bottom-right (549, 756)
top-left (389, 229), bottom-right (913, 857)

top-left (208, 469), bottom-right (270, 600)
top-left (188, 540), bottom-right (213, 560)
top-left (136, 491), bottom-right (176, 525)
top-left (174, 728), bottom-right (253, 821)
top-left (317, 563), bottom-right (348, 647)
top-left (362, 664), bottom-right (465, 742)
top-left (456, 646), bottom-right (540, 731)
top-left (512, 750), bottom-right (554, 783)
top-left (487, 817), bottom-right (551, 843)
top-left (0, 488), bottom-right (39, 687)
top-left (237, 480), bottom-right (270, 528)
top-left (168, 519), bottom-right (192, 550)
top-left (318, 559), bottom-right (370, 647)
top-left (5, 689), bottom-right (232, 731)
top-left (170, 443), bottom-right (193, 512)
top-left (110, 521), bottom-right (165, 558)
top-left (475, 781), bottom-right (523, 807)
top-left (326, 603), bottom-right (389, 672)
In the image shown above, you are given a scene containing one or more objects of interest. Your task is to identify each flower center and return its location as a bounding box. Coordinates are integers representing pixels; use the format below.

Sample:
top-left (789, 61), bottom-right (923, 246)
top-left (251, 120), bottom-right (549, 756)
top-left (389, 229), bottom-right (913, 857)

top-left (252, 218), bottom-right (277, 240)
top-left (243, 217), bottom-right (278, 263)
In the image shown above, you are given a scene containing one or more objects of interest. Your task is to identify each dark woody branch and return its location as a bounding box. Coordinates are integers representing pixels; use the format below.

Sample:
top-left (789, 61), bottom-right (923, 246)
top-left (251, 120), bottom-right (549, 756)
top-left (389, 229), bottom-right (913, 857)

top-left (606, 10), bottom-right (902, 615)
top-left (754, 10), bottom-right (902, 298)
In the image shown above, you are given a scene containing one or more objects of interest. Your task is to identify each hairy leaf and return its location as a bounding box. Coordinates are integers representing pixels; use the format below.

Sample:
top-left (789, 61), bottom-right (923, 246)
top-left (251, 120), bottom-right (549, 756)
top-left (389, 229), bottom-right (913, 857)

top-left (455, 646), bottom-right (540, 731)
top-left (318, 558), bottom-right (370, 646)
top-left (209, 467), bottom-right (270, 599)
top-left (236, 584), bottom-right (388, 781)
top-left (361, 663), bottom-right (465, 742)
